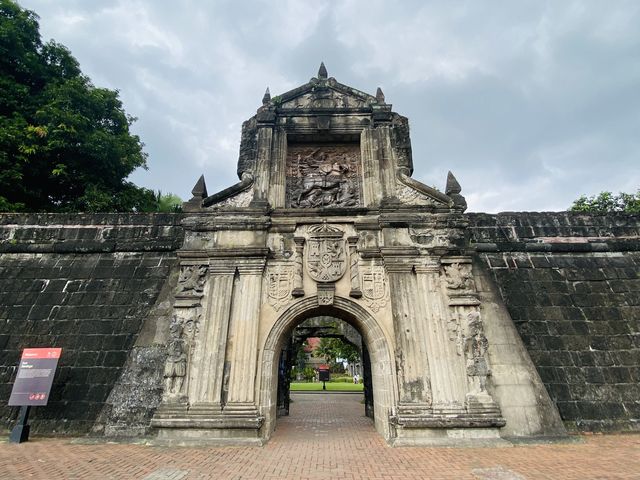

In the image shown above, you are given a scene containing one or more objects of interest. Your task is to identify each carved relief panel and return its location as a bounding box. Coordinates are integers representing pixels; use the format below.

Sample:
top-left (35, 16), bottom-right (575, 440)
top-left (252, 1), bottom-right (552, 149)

top-left (305, 223), bottom-right (347, 282)
top-left (266, 264), bottom-right (294, 311)
top-left (360, 265), bottom-right (388, 312)
top-left (285, 143), bottom-right (362, 208)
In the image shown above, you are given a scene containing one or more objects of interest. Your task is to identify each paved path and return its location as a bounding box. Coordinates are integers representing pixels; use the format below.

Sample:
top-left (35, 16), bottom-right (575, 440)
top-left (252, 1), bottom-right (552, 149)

top-left (1, 393), bottom-right (639, 479)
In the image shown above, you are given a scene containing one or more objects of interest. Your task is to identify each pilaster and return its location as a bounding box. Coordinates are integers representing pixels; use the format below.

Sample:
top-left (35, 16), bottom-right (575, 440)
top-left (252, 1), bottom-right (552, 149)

top-left (225, 256), bottom-right (267, 414)
top-left (253, 118), bottom-right (275, 206)
top-left (414, 257), bottom-right (466, 414)
top-left (381, 248), bottom-right (432, 411)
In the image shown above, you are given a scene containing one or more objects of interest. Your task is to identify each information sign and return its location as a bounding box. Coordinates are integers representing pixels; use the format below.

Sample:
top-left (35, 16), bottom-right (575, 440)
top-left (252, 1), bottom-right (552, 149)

top-left (8, 348), bottom-right (62, 406)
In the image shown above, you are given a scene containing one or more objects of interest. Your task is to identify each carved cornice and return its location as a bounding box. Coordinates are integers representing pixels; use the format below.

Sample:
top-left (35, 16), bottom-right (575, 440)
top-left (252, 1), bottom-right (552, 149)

top-left (206, 247), bottom-right (270, 258)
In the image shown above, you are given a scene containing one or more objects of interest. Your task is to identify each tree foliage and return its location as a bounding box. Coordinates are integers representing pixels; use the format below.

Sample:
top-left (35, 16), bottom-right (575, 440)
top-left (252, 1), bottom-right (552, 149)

top-left (155, 191), bottom-right (183, 213)
top-left (570, 191), bottom-right (640, 214)
top-left (0, 0), bottom-right (157, 212)
top-left (313, 338), bottom-right (360, 364)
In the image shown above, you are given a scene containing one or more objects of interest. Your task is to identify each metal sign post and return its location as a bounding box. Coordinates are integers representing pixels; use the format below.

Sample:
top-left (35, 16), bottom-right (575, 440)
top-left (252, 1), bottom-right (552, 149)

top-left (318, 367), bottom-right (330, 391)
top-left (8, 348), bottom-right (62, 443)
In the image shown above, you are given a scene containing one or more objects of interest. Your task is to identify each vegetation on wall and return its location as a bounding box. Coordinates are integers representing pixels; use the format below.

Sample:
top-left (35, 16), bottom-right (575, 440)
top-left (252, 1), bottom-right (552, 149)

top-left (570, 191), bottom-right (640, 214)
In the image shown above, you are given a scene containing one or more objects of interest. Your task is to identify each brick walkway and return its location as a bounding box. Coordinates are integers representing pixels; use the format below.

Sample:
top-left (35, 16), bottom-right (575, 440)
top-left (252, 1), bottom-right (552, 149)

top-left (1, 393), bottom-right (639, 479)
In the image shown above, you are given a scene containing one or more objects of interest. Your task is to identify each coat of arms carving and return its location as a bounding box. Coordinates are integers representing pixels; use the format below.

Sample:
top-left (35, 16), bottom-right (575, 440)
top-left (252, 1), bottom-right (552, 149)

top-left (305, 224), bottom-right (347, 283)
top-left (361, 266), bottom-right (388, 312)
top-left (267, 265), bottom-right (294, 311)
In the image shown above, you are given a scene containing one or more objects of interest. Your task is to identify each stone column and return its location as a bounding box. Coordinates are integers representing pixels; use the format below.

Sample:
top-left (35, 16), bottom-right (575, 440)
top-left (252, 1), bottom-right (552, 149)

top-left (291, 237), bottom-right (305, 297)
top-left (382, 248), bottom-right (432, 411)
top-left (252, 122), bottom-right (274, 206)
top-left (268, 129), bottom-right (287, 208)
top-left (347, 236), bottom-right (362, 298)
top-left (360, 128), bottom-right (383, 207)
top-left (188, 260), bottom-right (236, 411)
top-left (372, 126), bottom-right (397, 201)
top-left (415, 257), bottom-right (466, 414)
top-left (224, 256), bottom-right (266, 415)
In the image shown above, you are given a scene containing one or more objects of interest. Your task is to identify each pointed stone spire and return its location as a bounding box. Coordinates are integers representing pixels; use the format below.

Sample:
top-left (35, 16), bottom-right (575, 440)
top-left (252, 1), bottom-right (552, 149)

top-left (318, 62), bottom-right (328, 79)
top-left (445, 171), bottom-right (462, 195)
top-left (445, 171), bottom-right (467, 211)
top-left (262, 87), bottom-right (271, 105)
top-left (376, 87), bottom-right (385, 104)
top-left (191, 174), bottom-right (208, 199)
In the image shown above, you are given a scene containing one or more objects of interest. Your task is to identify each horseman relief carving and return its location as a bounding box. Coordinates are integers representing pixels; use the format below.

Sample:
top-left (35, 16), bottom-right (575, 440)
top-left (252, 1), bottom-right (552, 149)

top-left (286, 144), bottom-right (361, 208)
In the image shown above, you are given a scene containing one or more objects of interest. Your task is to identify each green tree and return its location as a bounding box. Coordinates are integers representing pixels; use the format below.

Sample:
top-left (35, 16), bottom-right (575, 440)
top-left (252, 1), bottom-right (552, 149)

top-left (0, 0), bottom-right (156, 212)
top-left (154, 191), bottom-right (183, 213)
top-left (570, 191), bottom-right (640, 214)
top-left (313, 338), bottom-right (360, 364)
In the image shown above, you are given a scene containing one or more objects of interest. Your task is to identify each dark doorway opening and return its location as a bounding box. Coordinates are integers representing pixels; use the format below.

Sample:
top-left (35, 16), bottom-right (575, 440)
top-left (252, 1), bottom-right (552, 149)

top-left (276, 316), bottom-right (374, 421)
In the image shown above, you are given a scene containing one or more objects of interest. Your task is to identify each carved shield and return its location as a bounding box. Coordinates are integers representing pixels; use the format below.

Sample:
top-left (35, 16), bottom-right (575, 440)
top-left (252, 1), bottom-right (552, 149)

top-left (267, 265), bottom-right (293, 311)
top-left (361, 266), bottom-right (388, 312)
top-left (362, 269), bottom-right (385, 300)
top-left (305, 224), bottom-right (347, 283)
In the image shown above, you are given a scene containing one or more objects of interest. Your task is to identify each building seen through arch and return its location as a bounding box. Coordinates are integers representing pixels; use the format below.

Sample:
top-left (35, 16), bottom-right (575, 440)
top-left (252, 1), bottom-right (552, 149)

top-left (150, 64), bottom-right (566, 445)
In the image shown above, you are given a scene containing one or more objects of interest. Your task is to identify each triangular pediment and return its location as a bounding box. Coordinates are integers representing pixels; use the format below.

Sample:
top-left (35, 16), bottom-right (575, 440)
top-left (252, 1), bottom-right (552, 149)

top-left (270, 79), bottom-right (378, 111)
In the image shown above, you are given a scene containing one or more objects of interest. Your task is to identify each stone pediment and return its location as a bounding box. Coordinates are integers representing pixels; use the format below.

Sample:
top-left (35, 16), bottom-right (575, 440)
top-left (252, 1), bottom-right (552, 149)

top-left (263, 63), bottom-right (380, 112)
top-left (276, 83), bottom-right (376, 111)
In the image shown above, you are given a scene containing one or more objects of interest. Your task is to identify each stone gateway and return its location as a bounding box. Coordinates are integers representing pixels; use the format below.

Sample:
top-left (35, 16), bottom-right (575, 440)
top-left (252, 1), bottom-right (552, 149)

top-left (2, 65), bottom-right (637, 445)
top-left (150, 64), bottom-right (565, 445)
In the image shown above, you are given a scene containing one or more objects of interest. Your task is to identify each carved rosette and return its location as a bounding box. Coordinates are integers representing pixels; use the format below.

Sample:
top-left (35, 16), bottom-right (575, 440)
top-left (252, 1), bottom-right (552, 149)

top-left (305, 224), bottom-right (347, 283)
top-left (266, 264), bottom-right (294, 311)
top-left (360, 265), bottom-right (388, 313)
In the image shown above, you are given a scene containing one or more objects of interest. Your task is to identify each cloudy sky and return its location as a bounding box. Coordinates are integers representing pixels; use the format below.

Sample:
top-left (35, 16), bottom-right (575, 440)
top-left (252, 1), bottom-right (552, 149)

top-left (19, 0), bottom-right (640, 212)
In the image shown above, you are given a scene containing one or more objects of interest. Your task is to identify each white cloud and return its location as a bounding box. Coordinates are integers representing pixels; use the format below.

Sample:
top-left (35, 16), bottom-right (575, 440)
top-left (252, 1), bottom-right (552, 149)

top-left (17, 0), bottom-right (640, 211)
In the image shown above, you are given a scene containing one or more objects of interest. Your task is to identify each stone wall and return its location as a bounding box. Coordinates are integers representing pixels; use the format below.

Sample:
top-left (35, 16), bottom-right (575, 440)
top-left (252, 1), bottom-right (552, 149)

top-left (0, 214), bottom-right (183, 434)
top-left (1, 211), bottom-right (638, 436)
top-left (468, 212), bottom-right (640, 432)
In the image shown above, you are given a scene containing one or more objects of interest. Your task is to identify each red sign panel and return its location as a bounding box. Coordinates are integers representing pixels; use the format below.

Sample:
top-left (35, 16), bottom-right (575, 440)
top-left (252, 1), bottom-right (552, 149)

top-left (8, 348), bottom-right (62, 406)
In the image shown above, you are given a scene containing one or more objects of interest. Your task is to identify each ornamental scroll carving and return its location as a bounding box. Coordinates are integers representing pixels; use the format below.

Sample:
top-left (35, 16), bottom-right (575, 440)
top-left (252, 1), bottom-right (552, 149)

top-left (176, 265), bottom-right (208, 296)
top-left (305, 224), bottom-right (347, 283)
top-left (286, 144), bottom-right (362, 208)
top-left (266, 264), bottom-right (294, 311)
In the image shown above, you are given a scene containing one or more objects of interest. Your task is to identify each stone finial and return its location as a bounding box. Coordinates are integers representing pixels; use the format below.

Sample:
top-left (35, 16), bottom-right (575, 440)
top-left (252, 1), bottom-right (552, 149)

top-left (318, 62), bottom-right (328, 79)
top-left (445, 171), bottom-right (462, 195)
top-left (191, 174), bottom-right (208, 199)
top-left (445, 171), bottom-right (467, 211)
top-left (376, 87), bottom-right (385, 104)
top-left (262, 87), bottom-right (271, 105)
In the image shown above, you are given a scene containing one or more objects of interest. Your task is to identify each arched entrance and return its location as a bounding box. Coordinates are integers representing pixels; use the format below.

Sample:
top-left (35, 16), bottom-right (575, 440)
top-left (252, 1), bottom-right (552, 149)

top-left (259, 296), bottom-right (397, 442)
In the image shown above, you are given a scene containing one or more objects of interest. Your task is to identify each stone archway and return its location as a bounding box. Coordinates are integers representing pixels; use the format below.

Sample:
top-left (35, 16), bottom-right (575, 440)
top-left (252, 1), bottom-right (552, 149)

top-left (259, 296), bottom-right (397, 442)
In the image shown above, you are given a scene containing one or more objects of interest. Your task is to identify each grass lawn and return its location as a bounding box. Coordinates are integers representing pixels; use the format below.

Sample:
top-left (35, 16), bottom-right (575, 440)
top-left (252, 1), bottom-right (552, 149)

top-left (290, 382), bottom-right (364, 392)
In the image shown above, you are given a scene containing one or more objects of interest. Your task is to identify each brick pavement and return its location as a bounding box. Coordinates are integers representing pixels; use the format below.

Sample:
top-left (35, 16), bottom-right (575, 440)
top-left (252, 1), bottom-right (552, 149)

top-left (1, 393), bottom-right (639, 479)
